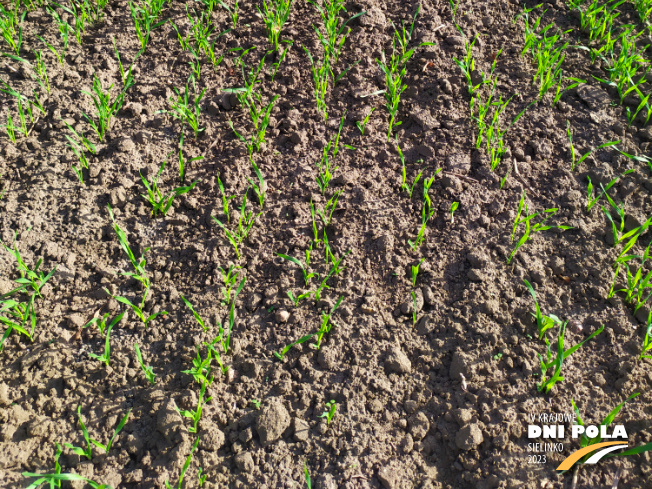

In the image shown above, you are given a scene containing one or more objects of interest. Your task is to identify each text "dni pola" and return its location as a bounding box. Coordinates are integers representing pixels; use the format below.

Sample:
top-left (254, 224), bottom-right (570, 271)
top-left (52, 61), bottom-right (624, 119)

top-left (528, 424), bottom-right (628, 439)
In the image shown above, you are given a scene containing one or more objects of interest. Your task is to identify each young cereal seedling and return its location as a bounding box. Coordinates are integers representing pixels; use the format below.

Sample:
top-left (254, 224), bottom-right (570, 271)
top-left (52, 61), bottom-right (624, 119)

top-left (23, 472), bottom-right (110, 489)
top-left (134, 342), bottom-right (156, 384)
top-left (139, 158), bottom-right (198, 217)
top-left (129, 0), bottom-right (167, 52)
top-left (0, 295), bottom-right (36, 350)
top-left (175, 379), bottom-right (212, 433)
top-left (258, 0), bottom-right (293, 52)
top-left (411, 291), bottom-right (418, 327)
top-left (207, 277), bottom-right (245, 362)
top-left (247, 160), bottom-right (266, 208)
top-left (1, 231), bottom-right (56, 298)
top-left (313, 296), bottom-right (342, 349)
top-left (84, 311), bottom-right (125, 337)
top-left (408, 204), bottom-right (435, 251)
top-left (568, 393), bottom-right (652, 468)
top-left (164, 75), bottom-right (206, 138)
top-left (508, 191), bottom-right (572, 264)
top-left (183, 345), bottom-right (216, 383)
top-left (304, 461), bottom-right (312, 489)
top-left (318, 399), bottom-right (337, 424)
top-left (217, 174), bottom-right (236, 223)
top-left (251, 399), bottom-right (262, 409)
top-left (278, 252), bottom-right (315, 287)
top-left (567, 121), bottom-right (619, 171)
top-left (0, 0), bottom-right (25, 55)
top-left (640, 316), bottom-right (652, 360)
top-left (217, 0), bottom-right (238, 29)
top-left (165, 439), bottom-right (200, 489)
top-left (450, 202), bottom-right (459, 223)
top-left (107, 205), bottom-right (150, 290)
top-left (212, 192), bottom-right (261, 259)
top-left (217, 264), bottom-right (243, 304)
top-left (87, 320), bottom-right (116, 367)
top-left (180, 294), bottom-right (209, 332)
top-left (273, 332), bottom-right (316, 361)
top-left (82, 72), bottom-right (130, 142)
top-left (66, 406), bottom-right (131, 459)
top-left (586, 169), bottom-right (633, 213)
top-left (411, 258), bottom-right (425, 287)
top-left (355, 107), bottom-right (375, 135)
top-left (537, 322), bottom-right (604, 394)
top-left (524, 279), bottom-right (561, 341)
top-left (178, 134), bottom-right (204, 183)
top-left (104, 289), bottom-right (167, 326)
top-left (315, 112), bottom-right (346, 194)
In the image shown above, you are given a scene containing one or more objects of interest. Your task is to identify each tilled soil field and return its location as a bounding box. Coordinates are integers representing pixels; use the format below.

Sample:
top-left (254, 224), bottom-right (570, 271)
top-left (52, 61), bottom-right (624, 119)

top-left (1, 0), bottom-right (652, 487)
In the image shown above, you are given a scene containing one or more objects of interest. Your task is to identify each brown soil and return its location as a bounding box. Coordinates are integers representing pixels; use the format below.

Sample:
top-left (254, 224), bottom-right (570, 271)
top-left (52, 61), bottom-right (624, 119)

top-left (1, 0), bottom-right (652, 488)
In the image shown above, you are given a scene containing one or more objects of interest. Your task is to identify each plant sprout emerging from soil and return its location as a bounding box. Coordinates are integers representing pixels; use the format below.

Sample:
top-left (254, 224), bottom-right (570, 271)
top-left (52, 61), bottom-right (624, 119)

top-left (450, 202), bottom-right (459, 223)
top-left (570, 393), bottom-right (652, 467)
top-left (313, 296), bottom-right (342, 349)
top-left (411, 258), bottom-right (424, 287)
top-left (258, 0), bottom-right (293, 51)
top-left (1, 231), bottom-right (56, 297)
top-left (319, 399), bottom-right (337, 424)
top-left (640, 317), bottom-right (652, 360)
top-left (134, 342), bottom-right (156, 384)
top-left (537, 322), bottom-right (604, 394)
top-left (217, 174), bottom-right (236, 223)
top-left (139, 158), bottom-right (198, 217)
top-left (586, 169), bottom-right (634, 213)
top-left (278, 252), bottom-right (314, 287)
top-left (164, 75), bottom-right (206, 138)
top-left (508, 191), bottom-right (572, 264)
top-left (524, 279), bottom-right (561, 341)
top-left (217, 0), bottom-right (238, 29)
top-left (411, 291), bottom-right (418, 327)
top-left (175, 378), bottom-right (212, 433)
top-left (251, 399), bottom-right (262, 409)
top-left (567, 121), bottom-right (620, 171)
top-left (178, 134), bottom-right (204, 182)
top-left (212, 191), bottom-right (261, 260)
top-left (165, 438), bottom-right (200, 489)
top-left (82, 72), bottom-right (130, 143)
top-left (65, 405), bottom-right (131, 459)
top-left (129, 0), bottom-right (167, 51)
top-left (217, 264), bottom-right (243, 304)
top-left (247, 159), bottom-right (266, 208)
top-left (273, 332), bottom-right (316, 361)
top-left (304, 461), bottom-right (312, 489)
top-left (0, 0), bottom-right (25, 55)
top-left (377, 5), bottom-right (433, 139)
top-left (356, 107), bottom-right (375, 135)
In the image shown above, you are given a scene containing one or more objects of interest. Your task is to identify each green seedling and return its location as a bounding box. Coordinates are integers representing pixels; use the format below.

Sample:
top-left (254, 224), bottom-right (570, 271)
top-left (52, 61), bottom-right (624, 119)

top-left (355, 107), bottom-right (375, 135)
top-left (450, 202), bottom-right (459, 223)
top-left (408, 204), bottom-right (435, 251)
top-left (210, 276), bottom-right (245, 358)
top-left (508, 191), bottom-right (572, 264)
top-left (54, 1), bottom-right (87, 46)
top-left (134, 342), bottom-right (155, 384)
top-left (0, 0), bottom-right (25, 55)
top-left (537, 322), bottom-right (604, 394)
top-left (65, 405), bottom-right (131, 459)
top-left (567, 121), bottom-right (619, 171)
top-left (586, 169), bottom-right (634, 213)
top-left (182, 345), bottom-right (214, 384)
top-left (175, 378), bottom-right (212, 433)
top-left (112, 37), bottom-right (141, 88)
top-left (640, 316), bottom-right (652, 360)
top-left (304, 461), bottom-right (312, 489)
top-left (570, 393), bottom-right (652, 466)
top-left (1, 232), bottom-right (56, 298)
top-left (46, 6), bottom-right (70, 53)
top-left (62, 120), bottom-right (96, 155)
top-left (259, 0), bottom-right (293, 51)
top-left (247, 159), bottom-right (266, 208)
top-left (411, 258), bottom-right (425, 287)
top-left (104, 290), bottom-right (167, 326)
top-left (309, 199), bottom-right (321, 245)
top-left (107, 205), bottom-right (150, 290)
top-left (164, 75), bottom-right (206, 138)
top-left (273, 332), bottom-right (316, 361)
top-left (83, 311), bottom-right (125, 337)
top-left (81, 73), bottom-right (129, 142)
top-left (24, 472), bottom-right (111, 489)
top-left (277, 252), bottom-right (314, 287)
top-left (217, 174), bottom-right (236, 223)
top-left (405, 168), bottom-right (423, 199)
top-left (315, 190), bottom-right (343, 227)
top-left (315, 112), bottom-right (345, 193)
top-left (22, 442), bottom-right (62, 489)
top-left (313, 296), bottom-right (342, 349)
top-left (180, 294), bottom-right (209, 332)
top-left (129, 0), bottom-right (166, 51)
top-left (178, 134), bottom-right (204, 183)
top-left (0, 295), bottom-right (36, 350)
top-left (610, 239), bottom-right (652, 313)
top-left (139, 158), bottom-right (198, 217)
top-left (453, 30), bottom-right (482, 96)
top-left (218, 264), bottom-right (243, 304)
top-left (319, 399), bottom-right (337, 424)
top-left (411, 291), bottom-right (418, 327)
top-left (271, 40), bottom-right (292, 81)
top-left (165, 439), bottom-right (200, 489)
top-left (87, 320), bottom-right (115, 366)
top-left (524, 279), bottom-right (561, 341)
top-left (449, 0), bottom-right (459, 22)
top-left (217, 0), bottom-right (238, 29)
top-left (251, 399), bottom-right (262, 409)
top-left (212, 191), bottom-right (261, 259)
top-left (36, 35), bottom-right (63, 66)
top-left (287, 289), bottom-right (313, 306)
top-left (198, 468), bottom-right (207, 487)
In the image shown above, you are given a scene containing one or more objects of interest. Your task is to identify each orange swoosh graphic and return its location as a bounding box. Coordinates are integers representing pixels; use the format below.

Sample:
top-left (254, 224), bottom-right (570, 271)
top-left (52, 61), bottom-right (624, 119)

top-left (557, 442), bottom-right (626, 471)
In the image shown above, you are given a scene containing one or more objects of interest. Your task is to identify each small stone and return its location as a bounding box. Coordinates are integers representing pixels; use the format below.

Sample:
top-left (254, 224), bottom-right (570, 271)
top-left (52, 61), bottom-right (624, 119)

top-left (455, 423), bottom-right (484, 450)
top-left (385, 346), bottom-right (412, 374)
top-left (378, 466), bottom-right (399, 489)
top-left (67, 313), bottom-right (86, 329)
top-left (409, 412), bottom-right (430, 440)
top-left (400, 289), bottom-right (424, 315)
top-left (234, 452), bottom-right (254, 473)
top-left (317, 347), bottom-right (337, 370)
top-left (422, 286), bottom-right (435, 306)
top-left (199, 428), bottom-right (225, 451)
top-left (292, 418), bottom-right (309, 442)
top-left (116, 137), bottom-right (136, 153)
top-left (275, 310), bottom-right (290, 323)
top-left (256, 399), bottom-right (291, 446)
